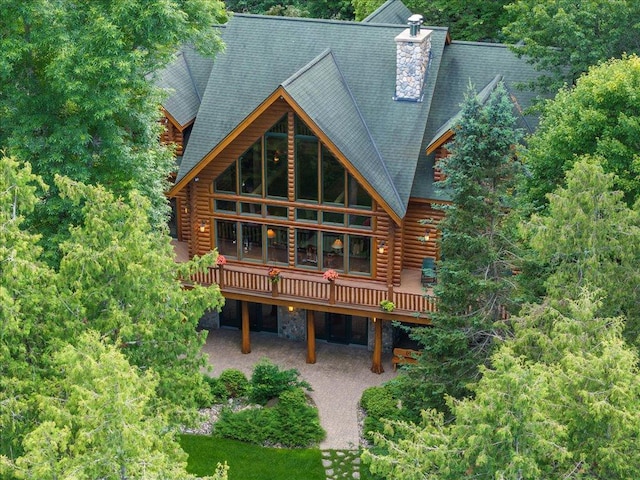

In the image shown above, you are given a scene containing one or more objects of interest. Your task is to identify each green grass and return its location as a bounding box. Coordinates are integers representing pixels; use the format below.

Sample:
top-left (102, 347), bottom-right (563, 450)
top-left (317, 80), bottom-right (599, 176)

top-left (179, 435), bottom-right (326, 480)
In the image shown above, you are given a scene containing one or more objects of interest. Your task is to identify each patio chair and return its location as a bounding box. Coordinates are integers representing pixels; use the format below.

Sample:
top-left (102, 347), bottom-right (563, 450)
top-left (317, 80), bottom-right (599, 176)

top-left (421, 257), bottom-right (436, 286)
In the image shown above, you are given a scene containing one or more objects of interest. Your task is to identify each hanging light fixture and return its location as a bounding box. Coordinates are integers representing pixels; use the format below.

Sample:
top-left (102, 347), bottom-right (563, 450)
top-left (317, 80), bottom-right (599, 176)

top-left (377, 240), bottom-right (386, 254)
top-left (331, 238), bottom-right (343, 250)
top-left (273, 151), bottom-right (280, 163)
top-left (267, 228), bottom-right (276, 239)
top-left (200, 220), bottom-right (207, 233)
top-left (423, 229), bottom-right (430, 242)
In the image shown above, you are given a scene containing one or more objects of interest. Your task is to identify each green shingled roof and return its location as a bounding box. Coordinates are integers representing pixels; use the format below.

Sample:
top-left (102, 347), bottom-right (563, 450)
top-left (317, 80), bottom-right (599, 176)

top-left (161, 1), bottom-right (546, 218)
top-left (362, 0), bottom-right (412, 24)
top-left (281, 49), bottom-right (404, 214)
top-left (174, 13), bottom-right (448, 219)
top-left (155, 44), bottom-right (215, 127)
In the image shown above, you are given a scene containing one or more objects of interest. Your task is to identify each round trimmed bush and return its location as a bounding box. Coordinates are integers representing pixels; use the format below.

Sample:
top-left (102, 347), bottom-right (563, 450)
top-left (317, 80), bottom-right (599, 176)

top-left (219, 369), bottom-right (249, 398)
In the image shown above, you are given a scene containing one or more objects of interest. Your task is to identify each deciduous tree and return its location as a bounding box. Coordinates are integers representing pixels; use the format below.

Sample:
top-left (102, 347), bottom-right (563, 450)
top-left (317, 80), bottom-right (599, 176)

top-left (3, 332), bottom-right (228, 480)
top-left (504, 0), bottom-right (640, 90)
top-left (0, 160), bottom-right (224, 462)
top-left (0, 0), bottom-right (227, 263)
top-left (55, 176), bottom-right (225, 421)
top-left (521, 55), bottom-right (640, 209)
top-left (527, 157), bottom-right (640, 345)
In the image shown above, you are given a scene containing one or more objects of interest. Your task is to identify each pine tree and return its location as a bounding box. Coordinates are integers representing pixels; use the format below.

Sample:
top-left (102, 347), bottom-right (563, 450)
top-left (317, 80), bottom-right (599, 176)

top-left (397, 82), bottom-right (523, 416)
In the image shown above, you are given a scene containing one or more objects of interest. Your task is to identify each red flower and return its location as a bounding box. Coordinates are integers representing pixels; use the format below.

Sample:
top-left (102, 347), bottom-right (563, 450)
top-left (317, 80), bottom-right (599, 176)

top-left (216, 254), bottom-right (227, 266)
top-left (323, 269), bottom-right (339, 281)
top-left (268, 267), bottom-right (282, 283)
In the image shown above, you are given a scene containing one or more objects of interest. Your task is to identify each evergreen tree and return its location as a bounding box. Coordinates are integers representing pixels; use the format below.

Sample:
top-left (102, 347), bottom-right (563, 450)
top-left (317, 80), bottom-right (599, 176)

top-left (3, 332), bottom-right (228, 480)
top-left (365, 292), bottom-right (640, 479)
top-left (0, 159), bottom-right (224, 462)
top-left (396, 82), bottom-right (523, 416)
top-left (527, 157), bottom-right (640, 345)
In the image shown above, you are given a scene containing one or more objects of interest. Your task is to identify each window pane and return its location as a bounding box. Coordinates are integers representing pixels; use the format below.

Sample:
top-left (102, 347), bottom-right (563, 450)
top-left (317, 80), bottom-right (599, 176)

top-left (323, 211), bottom-right (344, 225)
top-left (323, 233), bottom-right (344, 271)
top-left (215, 200), bottom-right (236, 212)
top-left (348, 235), bottom-right (371, 275)
top-left (240, 202), bottom-right (262, 215)
top-left (215, 162), bottom-right (237, 194)
top-left (296, 208), bottom-right (318, 222)
top-left (322, 147), bottom-right (345, 205)
top-left (296, 229), bottom-right (318, 268)
top-left (216, 220), bottom-right (237, 258)
top-left (267, 205), bottom-right (288, 218)
top-left (295, 137), bottom-right (318, 201)
top-left (240, 141), bottom-right (262, 196)
top-left (347, 174), bottom-right (372, 209)
top-left (266, 226), bottom-right (288, 265)
top-left (348, 215), bottom-right (371, 229)
top-left (269, 115), bottom-right (288, 134)
top-left (241, 223), bottom-right (263, 262)
top-left (266, 134), bottom-right (288, 198)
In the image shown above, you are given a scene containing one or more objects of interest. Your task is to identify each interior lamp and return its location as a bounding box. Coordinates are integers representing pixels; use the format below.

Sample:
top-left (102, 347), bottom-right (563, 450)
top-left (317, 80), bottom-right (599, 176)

top-left (267, 228), bottom-right (276, 239)
top-left (331, 238), bottom-right (343, 250)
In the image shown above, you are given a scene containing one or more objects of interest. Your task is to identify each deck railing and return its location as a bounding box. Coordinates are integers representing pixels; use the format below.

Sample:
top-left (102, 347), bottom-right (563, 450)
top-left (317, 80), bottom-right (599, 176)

top-left (186, 265), bottom-right (437, 316)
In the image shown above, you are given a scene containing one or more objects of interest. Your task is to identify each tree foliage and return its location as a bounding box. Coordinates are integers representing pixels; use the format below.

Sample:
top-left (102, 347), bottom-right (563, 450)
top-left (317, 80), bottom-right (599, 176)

top-left (55, 176), bottom-right (225, 419)
top-left (0, 158), bottom-right (224, 463)
top-left (364, 292), bottom-right (640, 479)
top-left (0, 0), bottom-right (227, 262)
top-left (226, 0), bottom-right (354, 19)
top-left (504, 0), bottom-right (640, 90)
top-left (353, 0), bottom-right (511, 41)
top-left (522, 55), bottom-right (640, 210)
top-left (398, 82), bottom-right (523, 416)
top-left (527, 157), bottom-right (640, 345)
top-left (0, 156), bottom-right (64, 458)
top-left (3, 332), bottom-right (228, 480)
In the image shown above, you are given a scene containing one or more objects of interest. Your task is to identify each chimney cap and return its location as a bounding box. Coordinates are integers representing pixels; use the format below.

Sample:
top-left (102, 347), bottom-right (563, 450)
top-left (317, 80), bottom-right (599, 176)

top-left (407, 14), bottom-right (423, 36)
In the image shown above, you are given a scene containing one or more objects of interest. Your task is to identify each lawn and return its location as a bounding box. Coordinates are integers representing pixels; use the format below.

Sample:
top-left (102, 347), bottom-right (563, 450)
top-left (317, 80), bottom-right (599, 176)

top-left (179, 435), bottom-right (326, 480)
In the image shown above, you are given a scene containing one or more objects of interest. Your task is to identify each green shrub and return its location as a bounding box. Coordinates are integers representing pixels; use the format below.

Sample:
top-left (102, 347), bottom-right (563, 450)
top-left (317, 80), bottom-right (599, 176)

top-left (219, 369), bottom-right (249, 398)
top-left (360, 385), bottom-right (404, 441)
top-left (204, 375), bottom-right (229, 404)
top-left (249, 358), bottom-right (311, 405)
top-left (213, 406), bottom-right (269, 445)
top-left (213, 388), bottom-right (325, 448)
top-left (269, 388), bottom-right (325, 447)
top-left (194, 374), bottom-right (214, 408)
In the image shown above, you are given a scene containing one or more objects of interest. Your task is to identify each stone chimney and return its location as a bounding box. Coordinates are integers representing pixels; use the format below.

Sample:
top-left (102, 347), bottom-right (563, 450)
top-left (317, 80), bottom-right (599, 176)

top-left (394, 14), bottom-right (432, 102)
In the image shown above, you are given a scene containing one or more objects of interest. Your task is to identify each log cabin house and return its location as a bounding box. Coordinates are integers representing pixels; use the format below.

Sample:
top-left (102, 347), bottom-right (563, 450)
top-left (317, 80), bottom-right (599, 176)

top-left (157, 0), bottom-right (542, 372)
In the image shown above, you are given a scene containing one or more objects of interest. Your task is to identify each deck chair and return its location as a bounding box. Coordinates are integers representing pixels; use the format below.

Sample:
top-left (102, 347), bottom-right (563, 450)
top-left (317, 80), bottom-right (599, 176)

top-left (421, 257), bottom-right (436, 286)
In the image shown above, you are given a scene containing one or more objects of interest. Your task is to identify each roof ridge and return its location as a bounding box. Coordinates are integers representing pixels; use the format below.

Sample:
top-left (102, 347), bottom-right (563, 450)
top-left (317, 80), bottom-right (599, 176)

top-left (282, 49), bottom-right (404, 216)
top-left (181, 50), bottom-right (202, 103)
top-left (328, 52), bottom-right (404, 212)
top-left (449, 40), bottom-right (512, 48)
top-left (232, 12), bottom-right (449, 31)
top-left (281, 48), bottom-right (333, 87)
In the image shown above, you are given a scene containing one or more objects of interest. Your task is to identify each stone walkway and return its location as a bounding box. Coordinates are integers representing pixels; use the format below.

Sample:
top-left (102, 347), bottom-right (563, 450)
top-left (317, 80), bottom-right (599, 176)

top-left (322, 450), bottom-right (362, 479)
top-left (201, 328), bottom-right (397, 450)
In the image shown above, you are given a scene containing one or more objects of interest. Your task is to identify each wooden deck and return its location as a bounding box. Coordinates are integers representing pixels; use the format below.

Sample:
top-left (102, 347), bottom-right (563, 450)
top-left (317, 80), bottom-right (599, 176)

top-left (173, 240), bottom-right (435, 324)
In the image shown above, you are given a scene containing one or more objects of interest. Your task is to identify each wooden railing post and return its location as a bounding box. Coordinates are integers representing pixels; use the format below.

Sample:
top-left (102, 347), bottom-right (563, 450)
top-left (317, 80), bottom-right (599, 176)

top-left (329, 280), bottom-right (336, 304)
